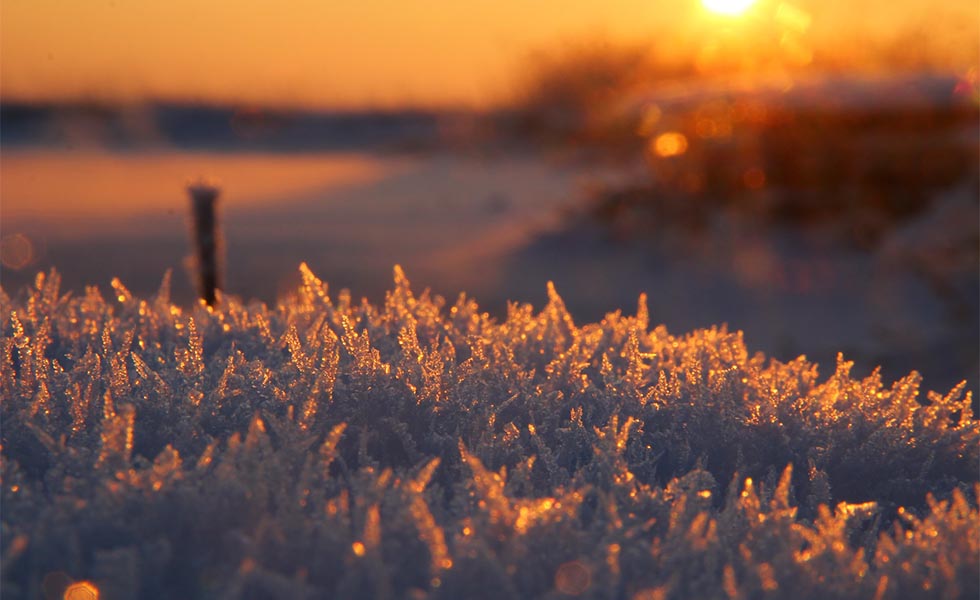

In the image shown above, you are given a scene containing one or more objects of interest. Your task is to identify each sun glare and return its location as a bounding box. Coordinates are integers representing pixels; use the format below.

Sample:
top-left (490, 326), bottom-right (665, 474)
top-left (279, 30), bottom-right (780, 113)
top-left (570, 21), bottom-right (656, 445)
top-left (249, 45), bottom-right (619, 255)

top-left (701, 0), bottom-right (757, 16)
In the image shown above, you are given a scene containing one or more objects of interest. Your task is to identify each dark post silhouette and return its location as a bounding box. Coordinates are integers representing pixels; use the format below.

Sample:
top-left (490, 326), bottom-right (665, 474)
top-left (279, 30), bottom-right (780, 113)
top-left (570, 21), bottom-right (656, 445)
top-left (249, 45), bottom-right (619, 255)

top-left (187, 181), bottom-right (222, 306)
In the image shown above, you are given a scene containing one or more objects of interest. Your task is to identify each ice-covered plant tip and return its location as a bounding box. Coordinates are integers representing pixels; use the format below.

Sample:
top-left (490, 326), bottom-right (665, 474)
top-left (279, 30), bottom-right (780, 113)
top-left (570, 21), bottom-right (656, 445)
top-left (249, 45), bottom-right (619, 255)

top-left (2, 266), bottom-right (977, 600)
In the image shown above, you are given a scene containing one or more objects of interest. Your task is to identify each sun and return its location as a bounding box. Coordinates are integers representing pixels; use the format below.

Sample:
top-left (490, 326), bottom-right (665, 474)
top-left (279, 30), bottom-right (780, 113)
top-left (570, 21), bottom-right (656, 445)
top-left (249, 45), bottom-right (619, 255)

top-left (701, 0), bottom-right (757, 16)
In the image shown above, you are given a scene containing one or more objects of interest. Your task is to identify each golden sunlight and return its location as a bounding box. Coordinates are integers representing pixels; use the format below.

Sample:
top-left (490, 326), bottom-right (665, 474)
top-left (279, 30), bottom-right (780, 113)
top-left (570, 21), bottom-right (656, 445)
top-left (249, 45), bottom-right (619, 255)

top-left (701, 0), bottom-right (757, 16)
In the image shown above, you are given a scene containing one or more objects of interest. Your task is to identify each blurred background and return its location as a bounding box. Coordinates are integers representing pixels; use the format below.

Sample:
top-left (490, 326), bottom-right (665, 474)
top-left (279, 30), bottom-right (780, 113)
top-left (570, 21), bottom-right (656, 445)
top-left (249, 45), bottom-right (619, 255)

top-left (1, 0), bottom-right (978, 394)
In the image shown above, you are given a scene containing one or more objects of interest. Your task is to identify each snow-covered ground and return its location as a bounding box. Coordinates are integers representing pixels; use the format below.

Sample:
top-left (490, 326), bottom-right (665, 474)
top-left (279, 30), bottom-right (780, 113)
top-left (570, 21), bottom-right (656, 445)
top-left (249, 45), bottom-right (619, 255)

top-left (2, 142), bottom-right (976, 396)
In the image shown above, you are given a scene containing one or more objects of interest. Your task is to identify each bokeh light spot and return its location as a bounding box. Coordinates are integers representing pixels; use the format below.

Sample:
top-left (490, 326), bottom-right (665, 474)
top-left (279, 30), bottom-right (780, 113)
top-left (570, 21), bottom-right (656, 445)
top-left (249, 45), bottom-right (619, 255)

top-left (555, 560), bottom-right (590, 596)
top-left (633, 587), bottom-right (668, 600)
top-left (743, 167), bottom-right (767, 190)
top-left (636, 104), bottom-right (663, 137)
top-left (1, 233), bottom-right (35, 270)
top-left (653, 132), bottom-right (689, 158)
top-left (64, 581), bottom-right (99, 600)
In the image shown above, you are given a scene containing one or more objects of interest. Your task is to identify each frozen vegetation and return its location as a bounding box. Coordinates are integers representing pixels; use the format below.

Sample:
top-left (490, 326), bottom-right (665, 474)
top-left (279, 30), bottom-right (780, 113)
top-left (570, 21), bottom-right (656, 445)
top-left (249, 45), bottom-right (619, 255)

top-left (2, 267), bottom-right (977, 599)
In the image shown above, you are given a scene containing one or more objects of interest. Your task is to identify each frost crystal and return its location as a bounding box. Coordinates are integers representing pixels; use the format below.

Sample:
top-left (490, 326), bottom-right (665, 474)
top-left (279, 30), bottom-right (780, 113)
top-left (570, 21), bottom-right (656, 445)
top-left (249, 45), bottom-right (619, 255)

top-left (1, 266), bottom-right (976, 599)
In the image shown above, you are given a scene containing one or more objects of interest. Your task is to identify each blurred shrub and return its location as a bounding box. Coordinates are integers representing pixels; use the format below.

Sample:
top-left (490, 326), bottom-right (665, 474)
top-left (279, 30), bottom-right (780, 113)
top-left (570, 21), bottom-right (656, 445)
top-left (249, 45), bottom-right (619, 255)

top-left (2, 267), bottom-right (977, 599)
top-left (507, 27), bottom-right (978, 152)
top-left (509, 40), bottom-right (694, 153)
top-left (508, 36), bottom-right (979, 263)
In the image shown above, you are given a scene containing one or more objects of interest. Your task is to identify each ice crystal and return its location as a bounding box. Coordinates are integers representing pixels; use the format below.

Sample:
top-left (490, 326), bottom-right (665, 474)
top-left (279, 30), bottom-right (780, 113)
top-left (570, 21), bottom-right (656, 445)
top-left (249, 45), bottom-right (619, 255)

top-left (1, 266), bottom-right (977, 599)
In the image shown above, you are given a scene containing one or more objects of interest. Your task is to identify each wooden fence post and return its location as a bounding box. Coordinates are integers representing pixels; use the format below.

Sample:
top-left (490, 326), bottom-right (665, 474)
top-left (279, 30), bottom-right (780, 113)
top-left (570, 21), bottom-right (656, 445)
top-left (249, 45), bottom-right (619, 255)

top-left (187, 181), bottom-right (222, 306)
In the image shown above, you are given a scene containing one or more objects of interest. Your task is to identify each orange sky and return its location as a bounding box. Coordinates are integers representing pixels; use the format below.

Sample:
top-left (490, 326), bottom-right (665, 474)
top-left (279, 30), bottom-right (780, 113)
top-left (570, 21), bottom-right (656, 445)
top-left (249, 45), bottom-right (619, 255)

top-left (2, 0), bottom-right (976, 108)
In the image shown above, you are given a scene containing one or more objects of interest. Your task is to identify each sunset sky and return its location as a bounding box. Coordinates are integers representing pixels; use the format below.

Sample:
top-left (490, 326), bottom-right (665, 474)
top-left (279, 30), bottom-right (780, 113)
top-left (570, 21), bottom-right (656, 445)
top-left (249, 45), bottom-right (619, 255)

top-left (2, 0), bottom-right (976, 108)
